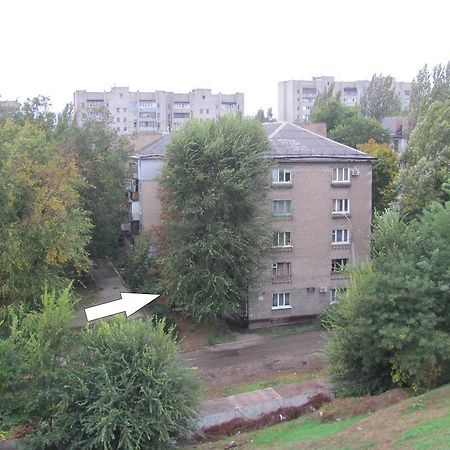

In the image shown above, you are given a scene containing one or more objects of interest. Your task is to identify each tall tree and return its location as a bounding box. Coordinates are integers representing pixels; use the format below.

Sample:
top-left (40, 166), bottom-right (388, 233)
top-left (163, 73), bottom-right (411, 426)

top-left (357, 140), bottom-right (399, 212)
top-left (57, 117), bottom-right (132, 257)
top-left (160, 117), bottom-right (271, 320)
top-left (255, 108), bottom-right (267, 122)
top-left (0, 121), bottom-right (91, 307)
top-left (311, 96), bottom-right (354, 133)
top-left (360, 74), bottom-right (401, 121)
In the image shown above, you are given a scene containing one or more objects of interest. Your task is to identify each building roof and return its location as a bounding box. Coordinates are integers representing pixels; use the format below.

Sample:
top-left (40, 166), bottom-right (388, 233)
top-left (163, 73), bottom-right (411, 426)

top-left (134, 122), bottom-right (373, 161)
top-left (264, 122), bottom-right (373, 160)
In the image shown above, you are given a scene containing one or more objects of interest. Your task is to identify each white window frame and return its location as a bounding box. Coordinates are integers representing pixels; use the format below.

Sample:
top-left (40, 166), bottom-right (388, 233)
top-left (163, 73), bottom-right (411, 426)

top-left (273, 231), bottom-right (292, 248)
top-left (331, 258), bottom-right (348, 272)
top-left (332, 229), bottom-right (350, 244)
top-left (330, 288), bottom-right (346, 304)
top-left (272, 262), bottom-right (291, 277)
top-left (272, 168), bottom-right (292, 184)
top-left (332, 167), bottom-right (350, 183)
top-left (272, 200), bottom-right (292, 216)
top-left (332, 198), bottom-right (350, 214)
top-left (272, 292), bottom-right (291, 309)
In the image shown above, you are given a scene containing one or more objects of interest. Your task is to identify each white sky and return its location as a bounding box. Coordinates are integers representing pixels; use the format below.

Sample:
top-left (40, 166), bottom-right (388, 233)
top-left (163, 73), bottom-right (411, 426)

top-left (1, 0), bottom-right (449, 117)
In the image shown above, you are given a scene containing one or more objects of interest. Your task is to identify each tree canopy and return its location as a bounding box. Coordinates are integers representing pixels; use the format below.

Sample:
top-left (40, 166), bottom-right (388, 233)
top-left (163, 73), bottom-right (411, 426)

top-left (160, 117), bottom-right (271, 320)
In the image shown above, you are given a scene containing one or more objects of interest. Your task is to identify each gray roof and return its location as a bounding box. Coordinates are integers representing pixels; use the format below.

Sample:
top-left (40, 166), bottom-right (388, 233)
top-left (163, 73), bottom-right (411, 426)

top-left (135, 122), bottom-right (373, 161)
top-left (264, 122), bottom-right (373, 160)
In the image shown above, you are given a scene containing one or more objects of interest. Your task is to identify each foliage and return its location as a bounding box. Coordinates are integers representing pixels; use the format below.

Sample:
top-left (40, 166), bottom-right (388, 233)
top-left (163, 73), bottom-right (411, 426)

top-left (117, 235), bottom-right (160, 294)
top-left (50, 317), bottom-right (200, 450)
top-left (326, 205), bottom-right (450, 396)
top-left (408, 62), bottom-right (450, 134)
top-left (359, 74), bottom-right (401, 121)
top-left (0, 121), bottom-right (92, 307)
top-left (255, 108), bottom-right (274, 122)
top-left (397, 100), bottom-right (450, 219)
top-left (57, 117), bottom-right (132, 258)
top-left (311, 96), bottom-right (355, 133)
top-left (0, 286), bottom-right (75, 431)
top-left (329, 112), bottom-right (390, 148)
top-left (160, 117), bottom-right (271, 320)
top-left (357, 139), bottom-right (399, 212)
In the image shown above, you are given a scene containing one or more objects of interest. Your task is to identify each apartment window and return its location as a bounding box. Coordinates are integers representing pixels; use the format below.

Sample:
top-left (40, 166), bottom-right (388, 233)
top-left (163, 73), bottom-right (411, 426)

top-left (302, 87), bottom-right (317, 95)
top-left (272, 292), bottom-right (291, 308)
top-left (332, 167), bottom-right (350, 183)
top-left (332, 199), bottom-right (350, 214)
top-left (330, 288), bottom-right (346, 304)
top-left (272, 200), bottom-right (292, 216)
top-left (272, 168), bottom-right (291, 184)
top-left (173, 102), bottom-right (190, 109)
top-left (123, 107), bottom-right (127, 112)
top-left (332, 229), bottom-right (350, 244)
top-left (331, 258), bottom-right (348, 272)
top-left (139, 111), bottom-right (156, 118)
top-left (123, 117), bottom-right (127, 122)
top-left (343, 87), bottom-right (358, 96)
top-left (273, 231), bottom-right (291, 247)
top-left (139, 121), bottom-right (156, 127)
top-left (221, 102), bottom-right (237, 109)
top-left (116, 107), bottom-right (120, 112)
top-left (173, 112), bottom-right (190, 119)
top-left (123, 127), bottom-right (127, 132)
top-left (200, 109), bottom-right (203, 114)
top-left (206, 109), bottom-right (209, 114)
top-left (117, 117), bottom-right (120, 122)
top-left (139, 100), bottom-right (156, 108)
top-left (272, 262), bottom-right (291, 277)
top-left (87, 100), bottom-right (104, 108)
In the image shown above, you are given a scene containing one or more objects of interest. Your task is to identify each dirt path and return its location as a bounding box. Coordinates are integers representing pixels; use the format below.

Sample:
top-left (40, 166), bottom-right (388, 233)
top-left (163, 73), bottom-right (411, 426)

top-left (181, 330), bottom-right (326, 392)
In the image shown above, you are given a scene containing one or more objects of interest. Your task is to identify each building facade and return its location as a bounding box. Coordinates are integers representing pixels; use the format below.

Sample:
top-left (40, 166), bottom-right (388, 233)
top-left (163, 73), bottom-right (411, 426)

top-left (74, 87), bottom-right (244, 135)
top-left (126, 122), bottom-right (373, 326)
top-left (278, 76), bottom-right (411, 123)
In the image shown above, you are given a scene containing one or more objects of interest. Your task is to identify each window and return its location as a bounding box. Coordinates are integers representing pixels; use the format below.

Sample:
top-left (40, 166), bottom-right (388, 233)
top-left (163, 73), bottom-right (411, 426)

top-left (330, 288), bottom-right (346, 304)
top-left (139, 111), bottom-right (156, 118)
top-left (173, 102), bottom-right (190, 109)
top-left (272, 292), bottom-right (291, 308)
top-left (139, 121), bottom-right (156, 128)
top-left (272, 168), bottom-right (291, 184)
top-left (123, 107), bottom-right (127, 112)
top-left (87, 100), bottom-right (104, 108)
top-left (306, 287), bottom-right (315, 293)
top-left (273, 231), bottom-right (291, 247)
top-left (332, 198), bottom-right (350, 214)
top-left (332, 167), bottom-right (350, 183)
top-left (272, 200), bottom-right (292, 216)
top-left (331, 258), bottom-right (348, 272)
top-left (200, 109), bottom-right (203, 114)
top-left (173, 112), bottom-right (190, 119)
top-left (117, 117), bottom-right (120, 122)
top-left (272, 262), bottom-right (291, 277)
top-left (332, 229), bottom-right (350, 244)
top-left (302, 87), bottom-right (317, 95)
top-left (206, 109), bottom-right (209, 114)
top-left (139, 100), bottom-right (156, 108)
top-left (123, 117), bottom-right (127, 122)
top-left (221, 102), bottom-right (237, 109)
top-left (116, 107), bottom-right (120, 112)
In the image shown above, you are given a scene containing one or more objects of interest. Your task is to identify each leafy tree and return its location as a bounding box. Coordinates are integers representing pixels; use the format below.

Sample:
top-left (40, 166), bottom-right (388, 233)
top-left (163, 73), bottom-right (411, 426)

top-left (255, 108), bottom-right (267, 122)
top-left (0, 121), bottom-right (91, 307)
top-left (0, 286), bottom-right (75, 431)
top-left (397, 100), bottom-right (450, 219)
top-left (359, 74), bottom-right (401, 121)
top-left (357, 139), bottom-right (399, 212)
top-left (51, 318), bottom-right (200, 450)
top-left (326, 205), bottom-right (450, 396)
top-left (311, 96), bottom-right (355, 133)
top-left (329, 113), bottom-right (390, 148)
top-left (57, 118), bottom-right (132, 257)
top-left (408, 62), bottom-right (450, 134)
top-left (160, 117), bottom-right (271, 320)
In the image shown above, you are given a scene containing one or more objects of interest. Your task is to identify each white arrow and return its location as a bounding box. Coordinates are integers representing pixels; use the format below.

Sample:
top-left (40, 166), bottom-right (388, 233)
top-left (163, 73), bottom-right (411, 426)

top-left (85, 293), bottom-right (159, 322)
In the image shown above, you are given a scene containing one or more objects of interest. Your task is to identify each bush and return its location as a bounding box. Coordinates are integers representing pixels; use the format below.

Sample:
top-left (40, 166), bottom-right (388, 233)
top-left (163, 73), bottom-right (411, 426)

top-left (51, 317), bottom-right (201, 450)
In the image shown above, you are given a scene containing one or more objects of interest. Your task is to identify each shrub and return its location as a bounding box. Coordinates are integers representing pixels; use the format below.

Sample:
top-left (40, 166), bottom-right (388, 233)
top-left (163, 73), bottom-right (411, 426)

top-left (51, 317), bottom-right (201, 450)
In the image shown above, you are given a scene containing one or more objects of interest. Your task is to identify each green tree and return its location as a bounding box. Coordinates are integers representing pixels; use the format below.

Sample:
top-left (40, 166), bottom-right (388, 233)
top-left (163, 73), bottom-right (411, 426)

top-left (255, 108), bottom-right (267, 122)
top-left (359, 74), bottom-right (401, 121)
top-left (329, 113), bottom-right (390, 148)
top-left (397, 100), bottom-right (450, 219)
top-left (326, 206), bottom-right (450, 396)
top-left (0, 121), bottom-right (91, 307)
top-left (311, 96), bottom-right (355, 133)
top-left (160, 117), bottom-right (271, 320)
top-left (357, 139), bottom-right (399, 212)
top-left (57, 118), bottom-right (132, 257)
top-left (51, 318), bottom-right (200, 450)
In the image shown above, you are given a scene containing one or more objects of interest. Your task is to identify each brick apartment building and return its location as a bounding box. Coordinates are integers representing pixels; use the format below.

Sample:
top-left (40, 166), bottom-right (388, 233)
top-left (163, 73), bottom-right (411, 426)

top-left (126, 122), bottom-right (373, 326)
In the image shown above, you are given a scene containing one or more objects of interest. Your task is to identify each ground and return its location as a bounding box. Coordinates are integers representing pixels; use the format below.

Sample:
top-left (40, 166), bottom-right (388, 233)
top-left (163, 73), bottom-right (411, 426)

top-left (181, 329), bottom-right (325, 398)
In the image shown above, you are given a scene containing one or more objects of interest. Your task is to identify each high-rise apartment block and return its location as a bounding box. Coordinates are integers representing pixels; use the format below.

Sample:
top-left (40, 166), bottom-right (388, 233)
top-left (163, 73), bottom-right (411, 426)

top-left (278, 76), bottom-right (412, 123)
top-left (74, 87), bottom-right (244, 134)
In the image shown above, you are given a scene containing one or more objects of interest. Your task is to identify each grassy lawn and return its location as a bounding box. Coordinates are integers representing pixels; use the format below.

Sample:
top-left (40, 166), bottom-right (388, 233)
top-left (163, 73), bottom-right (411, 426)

top-left (254, 322), bottom-right (321, 338)
top-left (185, 384), bottom-right (450, 450)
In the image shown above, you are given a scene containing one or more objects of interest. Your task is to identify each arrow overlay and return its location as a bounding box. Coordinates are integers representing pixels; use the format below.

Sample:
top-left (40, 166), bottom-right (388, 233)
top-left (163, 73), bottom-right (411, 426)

top-left (85, 293), bottom-right (159, 322)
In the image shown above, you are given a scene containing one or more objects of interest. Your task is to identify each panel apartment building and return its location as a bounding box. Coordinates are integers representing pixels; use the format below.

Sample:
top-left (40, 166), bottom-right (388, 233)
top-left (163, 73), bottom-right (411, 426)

top-left (279, 76), bottom-right (412, 123)
top-left (126, 122), bottom-right (373, 327)
top-left (74, 87), bottom-right (244, 134)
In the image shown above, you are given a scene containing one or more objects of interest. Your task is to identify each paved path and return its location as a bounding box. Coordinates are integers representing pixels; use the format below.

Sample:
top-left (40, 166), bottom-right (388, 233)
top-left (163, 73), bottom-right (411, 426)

top-left (71, 259), bottom-right (130, 328)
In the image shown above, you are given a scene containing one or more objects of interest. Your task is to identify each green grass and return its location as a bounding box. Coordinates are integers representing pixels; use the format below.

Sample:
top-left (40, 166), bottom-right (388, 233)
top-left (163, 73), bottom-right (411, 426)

top-left (251, 415), bottom-right (364, 447)
top-left (255, 322), bottom-right (321, 337)
top-left (397, 411), bottom-right (450, 449)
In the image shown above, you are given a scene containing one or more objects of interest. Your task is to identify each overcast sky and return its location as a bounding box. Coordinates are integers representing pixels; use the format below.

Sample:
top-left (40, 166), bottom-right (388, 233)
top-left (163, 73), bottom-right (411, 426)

top-left (1, 0), bottom-right (448, 117)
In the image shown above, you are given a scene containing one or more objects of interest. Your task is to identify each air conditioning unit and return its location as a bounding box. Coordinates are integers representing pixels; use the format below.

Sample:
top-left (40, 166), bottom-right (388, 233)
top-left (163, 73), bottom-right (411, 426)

top-left (319, 287), bottom-right (328, 293)
top-left (352, 169), bottom-right (360, 176)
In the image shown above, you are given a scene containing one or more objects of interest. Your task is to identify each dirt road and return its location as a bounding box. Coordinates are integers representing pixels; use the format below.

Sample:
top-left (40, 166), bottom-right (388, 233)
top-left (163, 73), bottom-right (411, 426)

top-left (181, 330), bottom-right (326, 392)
